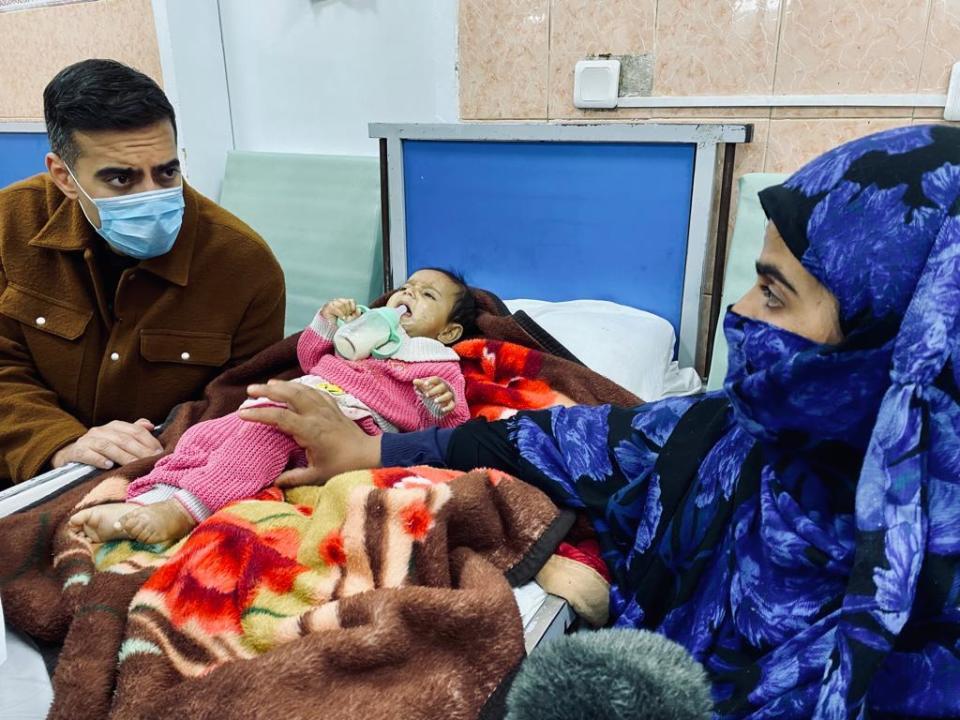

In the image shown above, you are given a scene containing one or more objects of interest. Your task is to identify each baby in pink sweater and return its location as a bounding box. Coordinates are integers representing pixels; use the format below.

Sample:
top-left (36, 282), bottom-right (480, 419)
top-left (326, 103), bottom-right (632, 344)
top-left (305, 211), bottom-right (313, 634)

top-left (70, 268), bottom-right (475, 544)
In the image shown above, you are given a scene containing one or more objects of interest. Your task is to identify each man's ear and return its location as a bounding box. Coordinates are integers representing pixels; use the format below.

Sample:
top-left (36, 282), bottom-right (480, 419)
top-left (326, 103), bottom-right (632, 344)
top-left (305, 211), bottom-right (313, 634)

top-left (46, 152), bottom-right (78, 200)
top-left (438, 322), bottom-right (463, 345)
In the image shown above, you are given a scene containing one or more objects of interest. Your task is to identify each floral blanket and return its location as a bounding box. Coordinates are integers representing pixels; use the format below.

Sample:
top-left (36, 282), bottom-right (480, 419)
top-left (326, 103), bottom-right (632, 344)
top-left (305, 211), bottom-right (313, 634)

top-left (0, 465), bottom-right (571, 720)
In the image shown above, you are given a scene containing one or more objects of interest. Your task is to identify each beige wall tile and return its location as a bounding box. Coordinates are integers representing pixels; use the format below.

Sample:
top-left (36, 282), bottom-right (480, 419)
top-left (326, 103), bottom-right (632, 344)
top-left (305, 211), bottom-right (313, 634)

top-left (654, 0), bottom-right (781, 96)
top-left (912, 118), bottom-right (960, 127)
top-left (550, 0), bottom-right (655, 54)
top-left (0, 0), bottom-right (162, 121)
top-left (459, 0), bottom-right (550, 120)
top-left (918, 0), bottom-right (960, 92)
top-left (914, 106), bottom-right (951, 119)
top-left (547, 0), bottom-right (656, 119)
top-left (771, 106), bottom-right (917, 119)
top-left (650, 107), bottom-right (773, 119)
top-left (775, 0), bottom-right (930, 94)
top-left (764, 118), bottom-right (911, 173)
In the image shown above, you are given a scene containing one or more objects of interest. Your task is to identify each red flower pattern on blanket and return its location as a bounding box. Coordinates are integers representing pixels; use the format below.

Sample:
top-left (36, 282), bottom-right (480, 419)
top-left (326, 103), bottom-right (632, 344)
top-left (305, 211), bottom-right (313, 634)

top-left (143, 511), bottom-right (309, 636)
top-left (121, 467), bottom-right (460, 657)
top-left (455, 339), bottom-right (575, 420)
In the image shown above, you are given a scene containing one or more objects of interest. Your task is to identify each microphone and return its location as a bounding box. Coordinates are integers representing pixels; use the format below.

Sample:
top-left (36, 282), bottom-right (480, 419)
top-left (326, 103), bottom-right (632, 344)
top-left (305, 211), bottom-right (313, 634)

top-left (505, 629), bottom-right (712, 720)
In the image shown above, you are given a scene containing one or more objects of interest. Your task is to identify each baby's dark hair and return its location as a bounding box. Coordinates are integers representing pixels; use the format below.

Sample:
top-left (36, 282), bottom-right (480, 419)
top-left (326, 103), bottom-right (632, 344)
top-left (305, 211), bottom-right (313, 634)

top-left (422, 267), bottom-right (479, 338)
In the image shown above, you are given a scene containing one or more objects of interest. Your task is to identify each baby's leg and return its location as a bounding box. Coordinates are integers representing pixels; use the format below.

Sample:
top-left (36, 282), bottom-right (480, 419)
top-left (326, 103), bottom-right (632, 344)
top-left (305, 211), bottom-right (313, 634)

top-left (126, 411), bottom-right (296, 513)
top-left (68, 503), bottom-right (141, 543)
top-left (126, 413), bottom-right (240, 499)
top-left (169, 413), bottom-right (300, 512)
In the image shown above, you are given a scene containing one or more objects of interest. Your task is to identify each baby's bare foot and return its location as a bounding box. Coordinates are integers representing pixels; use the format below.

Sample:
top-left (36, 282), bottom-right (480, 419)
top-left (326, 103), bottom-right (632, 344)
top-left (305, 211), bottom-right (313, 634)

top-left (68, 503), bottom-right (139, 543)
top-left (119, 500), bottom-right (197, 544)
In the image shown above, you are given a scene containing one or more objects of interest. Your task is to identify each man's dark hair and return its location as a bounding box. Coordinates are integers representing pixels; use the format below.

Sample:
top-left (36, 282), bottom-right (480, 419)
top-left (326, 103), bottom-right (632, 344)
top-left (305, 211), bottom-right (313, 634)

top-left (422, 267), bottom-right (479, 338)
top-left (43, 59), bottom-right (177, 166)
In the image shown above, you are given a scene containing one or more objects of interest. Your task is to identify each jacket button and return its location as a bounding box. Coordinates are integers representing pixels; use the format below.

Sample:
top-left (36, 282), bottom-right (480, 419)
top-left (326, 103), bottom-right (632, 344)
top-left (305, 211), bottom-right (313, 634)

top-left (35, 316), bottom-right (46, 327)
top-left (181, 351), bottom-right (191, 361)
top-left (110, 352), bottom-right (120, 361)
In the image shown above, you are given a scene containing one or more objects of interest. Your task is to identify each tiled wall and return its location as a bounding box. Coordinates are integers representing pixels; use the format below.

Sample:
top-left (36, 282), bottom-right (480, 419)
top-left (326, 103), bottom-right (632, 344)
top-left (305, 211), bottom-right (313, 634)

top-left (0, 0), bottom-right (163, 121)
top-left (459, 0), bottom-right (960, 370)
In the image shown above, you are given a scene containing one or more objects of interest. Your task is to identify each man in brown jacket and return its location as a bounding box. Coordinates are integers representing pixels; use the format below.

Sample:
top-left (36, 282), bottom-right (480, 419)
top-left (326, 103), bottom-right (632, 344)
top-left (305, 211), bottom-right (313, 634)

top-left (0, 59), bottom-right (285, 485)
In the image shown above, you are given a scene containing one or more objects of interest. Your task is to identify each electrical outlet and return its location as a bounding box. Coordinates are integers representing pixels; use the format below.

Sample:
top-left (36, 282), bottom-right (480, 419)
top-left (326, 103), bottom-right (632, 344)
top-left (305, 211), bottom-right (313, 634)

top-left (574, 59), bottom-right (621, 110)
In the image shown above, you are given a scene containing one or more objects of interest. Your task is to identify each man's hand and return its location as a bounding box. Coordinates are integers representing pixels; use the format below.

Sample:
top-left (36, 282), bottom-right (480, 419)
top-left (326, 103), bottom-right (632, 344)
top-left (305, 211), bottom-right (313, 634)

top-left (320, 298), bottom-right (361, 324)
top-left (238, 380), bottom-right (381, 487)
top-left (414, 377), bottom-right (456, 416)
top-left (51, 418), bottom-right (163, 470)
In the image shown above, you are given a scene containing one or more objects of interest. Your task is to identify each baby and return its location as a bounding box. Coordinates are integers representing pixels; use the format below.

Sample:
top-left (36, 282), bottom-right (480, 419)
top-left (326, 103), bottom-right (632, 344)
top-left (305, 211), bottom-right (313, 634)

top-left (69, 268), bottom-right (476, 544)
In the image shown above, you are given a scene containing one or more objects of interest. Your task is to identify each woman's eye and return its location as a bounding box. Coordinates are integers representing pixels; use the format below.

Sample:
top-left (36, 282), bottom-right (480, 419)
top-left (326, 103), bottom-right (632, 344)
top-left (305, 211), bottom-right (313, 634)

top-left (425, 292), bottom-right (438, 301)
top-left (761, 285), bottom-right (783, 309)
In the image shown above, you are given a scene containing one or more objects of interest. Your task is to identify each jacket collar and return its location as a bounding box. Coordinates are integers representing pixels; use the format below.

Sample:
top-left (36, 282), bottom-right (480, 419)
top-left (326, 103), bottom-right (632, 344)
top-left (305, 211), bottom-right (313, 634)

top-left (27, 181), bottom-right (200, 287)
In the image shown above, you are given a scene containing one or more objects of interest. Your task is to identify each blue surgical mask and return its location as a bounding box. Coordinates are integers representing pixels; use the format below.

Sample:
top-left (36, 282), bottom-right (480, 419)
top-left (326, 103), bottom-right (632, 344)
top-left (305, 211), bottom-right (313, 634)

top-left (68, 167), bottom-right (184, 260)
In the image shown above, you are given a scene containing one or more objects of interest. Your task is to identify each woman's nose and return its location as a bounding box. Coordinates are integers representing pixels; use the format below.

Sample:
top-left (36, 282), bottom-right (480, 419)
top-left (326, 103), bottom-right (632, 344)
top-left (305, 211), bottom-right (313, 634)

top-left (731, 288), bottom-right (759, 320)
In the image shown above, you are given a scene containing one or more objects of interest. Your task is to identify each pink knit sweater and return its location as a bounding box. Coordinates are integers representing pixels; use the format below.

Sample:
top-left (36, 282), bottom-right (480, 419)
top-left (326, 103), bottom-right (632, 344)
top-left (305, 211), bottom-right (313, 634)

top-left (295, 313), bottom-right (470, 431)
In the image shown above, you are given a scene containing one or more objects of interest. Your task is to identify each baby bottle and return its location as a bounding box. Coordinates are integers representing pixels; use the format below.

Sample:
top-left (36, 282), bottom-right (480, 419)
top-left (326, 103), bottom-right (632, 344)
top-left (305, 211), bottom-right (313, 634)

top-left (333, 305), bottom-right (406, 361)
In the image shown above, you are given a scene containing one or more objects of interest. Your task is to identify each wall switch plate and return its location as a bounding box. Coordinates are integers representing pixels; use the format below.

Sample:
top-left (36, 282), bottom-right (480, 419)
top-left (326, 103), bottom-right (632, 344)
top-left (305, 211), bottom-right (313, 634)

top-left (574, 59), bottom-right (621, 109)
top-left (945, 61), bottom-right (960, 121)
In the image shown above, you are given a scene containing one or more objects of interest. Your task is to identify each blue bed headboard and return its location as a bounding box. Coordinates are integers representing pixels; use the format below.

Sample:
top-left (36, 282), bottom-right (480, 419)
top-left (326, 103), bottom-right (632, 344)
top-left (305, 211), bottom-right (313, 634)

top-left (0, 127), bottom-right (48, 189)
top-left (370, 123), bottom-right (750, 368)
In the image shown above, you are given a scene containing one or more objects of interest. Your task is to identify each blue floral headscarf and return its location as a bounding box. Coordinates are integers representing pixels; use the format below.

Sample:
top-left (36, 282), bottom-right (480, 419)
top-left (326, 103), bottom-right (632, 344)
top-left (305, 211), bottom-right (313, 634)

top-left (727, 124), bottom-right (960, 716)
top-left (486, 124), bottom-right (960, 718)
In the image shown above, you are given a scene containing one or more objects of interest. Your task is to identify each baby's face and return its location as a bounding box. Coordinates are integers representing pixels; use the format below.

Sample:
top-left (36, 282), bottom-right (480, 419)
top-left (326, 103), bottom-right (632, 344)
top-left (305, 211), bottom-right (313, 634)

top-left (386, 269), bottom-right (460, 340)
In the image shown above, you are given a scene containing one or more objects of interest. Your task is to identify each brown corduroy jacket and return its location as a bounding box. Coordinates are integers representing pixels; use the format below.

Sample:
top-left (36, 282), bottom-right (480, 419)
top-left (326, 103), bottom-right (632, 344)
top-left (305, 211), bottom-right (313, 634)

top-left (0, 174), bottom-right (285, 484)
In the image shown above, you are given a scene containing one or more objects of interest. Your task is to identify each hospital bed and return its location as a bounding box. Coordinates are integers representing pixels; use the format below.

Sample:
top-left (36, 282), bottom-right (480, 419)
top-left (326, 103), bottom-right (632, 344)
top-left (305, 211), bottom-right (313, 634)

top-left (0, 125), bottom-right (764, 718)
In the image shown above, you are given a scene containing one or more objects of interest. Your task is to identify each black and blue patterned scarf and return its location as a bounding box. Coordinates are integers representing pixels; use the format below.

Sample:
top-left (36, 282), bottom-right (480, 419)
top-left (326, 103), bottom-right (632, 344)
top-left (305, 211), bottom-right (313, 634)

top-left (728, 124), bottom-right (960, 717)
top-left (493, 124), bottom-right (960, 718)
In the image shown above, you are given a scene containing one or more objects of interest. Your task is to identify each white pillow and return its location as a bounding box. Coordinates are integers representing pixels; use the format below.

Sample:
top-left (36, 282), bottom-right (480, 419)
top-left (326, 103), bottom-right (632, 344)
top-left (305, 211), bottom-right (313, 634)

top-left (503, 299), bottom-right (701, 401)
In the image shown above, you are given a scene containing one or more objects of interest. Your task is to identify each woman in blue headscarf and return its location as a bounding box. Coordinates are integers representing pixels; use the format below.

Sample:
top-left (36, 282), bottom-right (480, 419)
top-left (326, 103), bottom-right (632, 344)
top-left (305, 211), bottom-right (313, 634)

top-left (243, 124), bottom-right (960, 718)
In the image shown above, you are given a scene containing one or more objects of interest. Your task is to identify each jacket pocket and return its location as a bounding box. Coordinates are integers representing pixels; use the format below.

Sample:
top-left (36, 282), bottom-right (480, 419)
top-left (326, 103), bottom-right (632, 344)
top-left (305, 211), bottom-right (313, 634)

top-left (0, 283), bottom-right (93, 340)
top-left (0, 283), bottom-right (91, 411)
top-left (140, 329), bottom-right (232, 367)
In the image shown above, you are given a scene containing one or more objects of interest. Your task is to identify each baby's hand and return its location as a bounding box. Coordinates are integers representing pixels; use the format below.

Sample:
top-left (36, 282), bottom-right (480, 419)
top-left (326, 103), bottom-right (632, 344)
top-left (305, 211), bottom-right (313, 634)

top-left (414, 377), bottom-right (456, 416)
top-left (321, 298), bottom-right (361, 323)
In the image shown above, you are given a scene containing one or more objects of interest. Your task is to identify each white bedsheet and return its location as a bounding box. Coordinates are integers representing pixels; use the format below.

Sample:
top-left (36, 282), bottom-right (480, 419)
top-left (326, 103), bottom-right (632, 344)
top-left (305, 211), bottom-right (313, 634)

top-left (504, 298), bottom-right (702, 401)
top-left (0, 622), bottom-right (53, 720)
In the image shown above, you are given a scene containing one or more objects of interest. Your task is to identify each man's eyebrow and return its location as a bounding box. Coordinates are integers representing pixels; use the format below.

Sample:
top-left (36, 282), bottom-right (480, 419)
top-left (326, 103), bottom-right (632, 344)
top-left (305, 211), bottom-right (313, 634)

top-left (755, 261), bottom-right (799, 295)
top-left (155, 159), bottom-right (181, 172)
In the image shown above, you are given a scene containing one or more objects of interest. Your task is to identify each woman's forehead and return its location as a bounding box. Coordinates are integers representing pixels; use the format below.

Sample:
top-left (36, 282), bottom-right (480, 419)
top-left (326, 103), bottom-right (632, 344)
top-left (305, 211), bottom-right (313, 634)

top-left (761, 223), bottom-right (820, 294)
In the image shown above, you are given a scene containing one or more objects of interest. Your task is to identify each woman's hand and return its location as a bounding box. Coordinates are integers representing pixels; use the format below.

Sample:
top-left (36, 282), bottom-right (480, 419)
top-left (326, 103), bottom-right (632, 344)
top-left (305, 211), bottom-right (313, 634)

top-left (320, 298), bottom-right (361, 324)
top-left (238, 380), bottom-right (381, 487)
